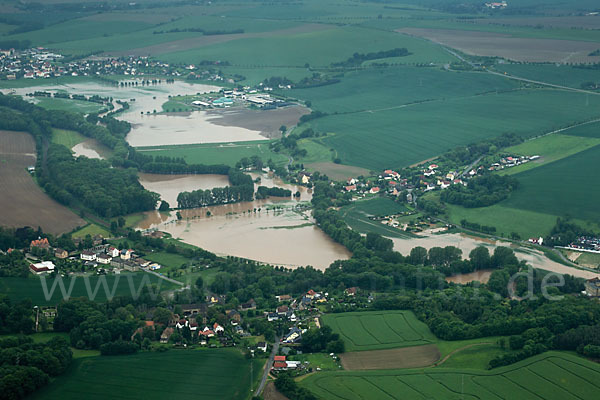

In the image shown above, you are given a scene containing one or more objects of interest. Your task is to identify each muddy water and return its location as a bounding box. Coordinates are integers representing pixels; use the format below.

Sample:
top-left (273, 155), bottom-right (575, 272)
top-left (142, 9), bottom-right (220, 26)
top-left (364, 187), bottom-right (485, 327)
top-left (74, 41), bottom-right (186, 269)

top-left (72, 139), bottom-right (110, 160)
top-left (138, 173), bottom-right (230, 206)
top-left (392, 233), bottom-right (600, 279)
top-left (446, 270), bottom-right (493, 284)
top-left (140, 208), bottom-right (350, 269)
top-left (4, 81), bottom-right (307, 147)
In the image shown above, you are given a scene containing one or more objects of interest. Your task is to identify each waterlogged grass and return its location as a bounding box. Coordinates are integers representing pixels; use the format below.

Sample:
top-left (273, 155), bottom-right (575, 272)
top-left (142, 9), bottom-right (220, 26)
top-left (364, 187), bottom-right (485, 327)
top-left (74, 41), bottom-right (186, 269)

top-left (0, 273), bottom-right (177, 306)
top-left (30, 349), bottom-right (264, 400)
top-left (33, 97), bottom-right (107, 114)
top-left (301, 352), bottom-right (600, 400)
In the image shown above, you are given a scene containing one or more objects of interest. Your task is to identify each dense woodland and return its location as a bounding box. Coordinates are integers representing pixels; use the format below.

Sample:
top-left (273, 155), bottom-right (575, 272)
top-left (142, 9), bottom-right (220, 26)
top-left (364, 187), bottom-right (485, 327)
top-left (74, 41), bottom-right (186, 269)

top-left (440, 174), bottom-right (519, 208)
top-left (176, 169), bottom-right (254, 208)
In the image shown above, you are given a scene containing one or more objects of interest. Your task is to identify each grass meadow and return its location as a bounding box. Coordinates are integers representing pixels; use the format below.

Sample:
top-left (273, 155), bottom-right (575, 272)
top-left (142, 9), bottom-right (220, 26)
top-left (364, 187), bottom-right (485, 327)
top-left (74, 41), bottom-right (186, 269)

top-left (51, 129), bottom-right (87, 149)
top-left (338, 197), bottom-right (417, 239)
top-left (0, 273), bottom-right (178, 306)
top-left (137, 141), bottom-right (289, 168)
top-left (30, 349), bottom-right (263, 400)
top-left (301, 352), bottom-right (600, 400)
top-left (321, 310), bottom-right (437, 352)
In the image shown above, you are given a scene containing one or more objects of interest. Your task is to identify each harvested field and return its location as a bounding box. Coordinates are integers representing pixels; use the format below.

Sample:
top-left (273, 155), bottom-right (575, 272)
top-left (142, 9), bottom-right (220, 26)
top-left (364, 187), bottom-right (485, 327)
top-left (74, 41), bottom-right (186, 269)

top-left (0, 131), bottom-right (84, 234)
top-left (339, 344), bottom-right (440, 370)
top-left (108, 23), bottom-right (329, 57)
top-left (398, 28), bottom-right (600, 63)
top-left (206, 106), bottom-right (310, 139)
top-left (476, 16), bottom-right (600, 30)
top-left (305, 162), bottom-right (371, 181)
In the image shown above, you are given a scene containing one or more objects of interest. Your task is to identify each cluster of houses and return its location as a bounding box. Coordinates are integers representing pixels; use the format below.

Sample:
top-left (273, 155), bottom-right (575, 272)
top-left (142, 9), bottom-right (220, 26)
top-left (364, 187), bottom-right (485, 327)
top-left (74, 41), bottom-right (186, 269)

top-left (488, 155), bottom-right (539, 171)
top-left (485, 1), bottom-right (508, 9)
top-left (0, 47), bottom-right (225, 81)
top-left (272, 355), bottom-right (303, 371)
top-left (562, 236), bottom-right (600, 254)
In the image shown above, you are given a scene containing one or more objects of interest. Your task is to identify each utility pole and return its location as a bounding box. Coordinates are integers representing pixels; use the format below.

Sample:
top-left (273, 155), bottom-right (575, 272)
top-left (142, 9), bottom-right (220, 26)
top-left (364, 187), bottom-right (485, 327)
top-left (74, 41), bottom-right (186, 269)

top-left (34, 306), bottom-right (39, 333)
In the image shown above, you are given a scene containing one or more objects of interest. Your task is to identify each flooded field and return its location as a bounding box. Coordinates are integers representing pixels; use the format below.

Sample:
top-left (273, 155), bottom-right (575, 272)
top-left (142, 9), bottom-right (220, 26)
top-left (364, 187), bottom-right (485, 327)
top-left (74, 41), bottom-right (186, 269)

top-left (392, 233), bottom-right (600, 279)
top-left (72, 139), bottom-right (110, 159)
top-left (445, 270), bottom-right (493, 284)
top-left (4, 80), bottom-right (308, 147)
top-left (136, 171), bottom-right (341, 269)
top-left (138, 173), bottom-right (230, 206)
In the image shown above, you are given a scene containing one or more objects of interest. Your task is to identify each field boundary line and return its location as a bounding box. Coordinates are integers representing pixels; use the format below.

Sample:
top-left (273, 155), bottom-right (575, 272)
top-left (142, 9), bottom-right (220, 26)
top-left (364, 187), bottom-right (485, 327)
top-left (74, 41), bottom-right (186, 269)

top-left (359, 377), bottom-right (397, 400)
top-left (356, 314), bottom-right (383, 346)
top-left (380, 313), bottom-right (408, 342)
top-left (546, 358), bottom-right (600, 388)
top-left (499, 372), bottom-right (548, 400)
top-left (520, 366), bottom-right (584, 400)
top-left (434, 342), bottom-right (492, 366)
top-left (428, 374), bottom-right (483, 400)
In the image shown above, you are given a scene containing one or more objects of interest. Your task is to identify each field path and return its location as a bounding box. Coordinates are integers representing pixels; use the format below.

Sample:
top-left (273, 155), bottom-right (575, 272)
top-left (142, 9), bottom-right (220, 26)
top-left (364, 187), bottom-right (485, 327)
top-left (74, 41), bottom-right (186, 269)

top-left (257, 337), bottom-right (279, 396)
top-left (434, 342), bottom-right (492, 366)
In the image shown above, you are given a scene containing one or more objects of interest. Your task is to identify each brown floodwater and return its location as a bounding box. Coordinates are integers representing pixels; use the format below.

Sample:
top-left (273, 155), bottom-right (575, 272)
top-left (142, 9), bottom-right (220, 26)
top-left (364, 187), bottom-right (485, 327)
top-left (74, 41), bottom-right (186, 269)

top-left (392, 233), bottom-right (600, 280)
top-left (137, 173), bottom-right (230, 206)
top-left (72, 139), bottom-right (111, 160)
top-left (140, 208), bottom-right (350, 270)
top-left (445, 269), bottom-right (493, 284)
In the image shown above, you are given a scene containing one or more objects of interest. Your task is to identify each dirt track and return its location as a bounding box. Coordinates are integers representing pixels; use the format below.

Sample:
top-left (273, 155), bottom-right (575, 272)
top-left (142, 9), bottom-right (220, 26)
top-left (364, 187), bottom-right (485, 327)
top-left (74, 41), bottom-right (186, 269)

top-left (0, 131), bottom-right (85, 234)
top-left (339, 344), bottom-right (441, 370)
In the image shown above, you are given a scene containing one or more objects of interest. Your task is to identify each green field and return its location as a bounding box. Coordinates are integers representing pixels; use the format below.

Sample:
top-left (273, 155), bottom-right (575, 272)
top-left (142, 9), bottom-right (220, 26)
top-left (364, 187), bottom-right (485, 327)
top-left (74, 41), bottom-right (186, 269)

top-left (562, 120), bottom-right (600, 138)
top-left (33, 97), bottom-right (107, 113)
top-left (498, 133), bottom-right (600, 176)
top-left (310, 89), bottom-right (600, 170)
top-left (0, 273), bottom-right (177, 306)
top-left (495, 64), bottom-right (600, 90)
top-left (503, 144), bottom-right (600, 222)
top-left (301, 352), bottom-right (600, 400)
top-left (71, 223), bottom-right (112, 239)
top-left (136, 141), bottom-right (289, 168)
top-left (321, 311), bottom-right (437, 352)
top-left (52, 129), bottom-right (87, 149)
top-left (30, 349), bottom-right (263, 400)
top-left (339, 197), bottom-right (416, 239)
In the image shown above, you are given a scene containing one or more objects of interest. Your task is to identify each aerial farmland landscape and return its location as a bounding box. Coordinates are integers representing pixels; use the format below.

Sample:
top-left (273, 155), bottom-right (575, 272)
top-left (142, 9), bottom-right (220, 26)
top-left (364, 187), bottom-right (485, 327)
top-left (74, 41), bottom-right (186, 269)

top-left (1, 0), bottom-right (600, 399)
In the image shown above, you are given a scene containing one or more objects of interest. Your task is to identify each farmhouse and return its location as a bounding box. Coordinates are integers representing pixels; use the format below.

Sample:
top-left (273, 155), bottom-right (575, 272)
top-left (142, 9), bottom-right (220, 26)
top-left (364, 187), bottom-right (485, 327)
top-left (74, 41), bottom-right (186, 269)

top-left (30, 238), bottom-right (50, 251)
top-left (240, 299), bottom-right (257, 311)
top-left (97, 254), bottom-right (112, 264)
top-left (585, 278), bottom-right (600, 297)
top-left (54, 248), bottom-right (68, 259)
top-left (276, 294), bottom-right (291, 302)
top-left (29, 261), bottom-right (55, 274)
top-left (80, 250), bottom-right (96, 261)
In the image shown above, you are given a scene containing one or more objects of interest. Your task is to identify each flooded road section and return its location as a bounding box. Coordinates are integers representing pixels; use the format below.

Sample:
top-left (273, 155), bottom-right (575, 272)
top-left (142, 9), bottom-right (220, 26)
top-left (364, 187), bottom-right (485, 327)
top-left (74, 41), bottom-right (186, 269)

top-left (137, 173), bottom-right (344, 270)
top-left (392, 233), bottom-right (600, 279)
top-left (5, 81), bottom-right (308, 147)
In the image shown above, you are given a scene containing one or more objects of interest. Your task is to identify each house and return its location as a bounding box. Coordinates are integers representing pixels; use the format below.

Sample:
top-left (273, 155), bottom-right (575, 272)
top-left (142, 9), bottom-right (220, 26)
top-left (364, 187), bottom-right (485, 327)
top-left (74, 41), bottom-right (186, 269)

top-left (182, 303), bottom-right (207, 316)
top-left (201, 327), bottom-right (215, 337)
top-left (345, 287), bottom-right (358, 296)
top-left (369, 187), bottom-right (380, 194)
top-left (227, 309), bottom-right (241, 325)
top-left (107, 247), bottom-right (120, 258)
top-left (274, 355), bottom-right (286, 362)
top-left (97, 253), bottom-right (112, 264)
top-left (120, 249), bottom-right (133, 260)
top-left (240, 299), bottom-right (257, 311)
top-left (282, 327), bottom-right (302, 343)
top-left (29, 261), bottom-right (55, 275)
top-left (286, 361), bottom-right (301, 369)
top-left (267, 313), bottom-right (279, 322)
top-left (30, 238), bottom-right (50, 251)
top-left (213, 323), bottom-right (225, 334)
top-left (585, 278), bottom-right (600, 297)
top-left (144, 320), bottom-right (155, 328)
top-left (80, 250), bottom-right (96, 261)
top-left (160, 327), bottom-right (174, 343)
top-left (277, 305), bottom-right (289, 316)
top-left (306, 290), bottom-right (316, 299)
top-left (273, 361), bottom-right (288, 370)
top-left (176, 319), bottom-right (188, 329)
top-left (276, 294), bottom-right (291, 302)
top-left (344, 185), bottom-right (357, 192)
top-left (54, 248), bottom-right (68, 259)
top-left (257, 342), bottom-right (268, 352)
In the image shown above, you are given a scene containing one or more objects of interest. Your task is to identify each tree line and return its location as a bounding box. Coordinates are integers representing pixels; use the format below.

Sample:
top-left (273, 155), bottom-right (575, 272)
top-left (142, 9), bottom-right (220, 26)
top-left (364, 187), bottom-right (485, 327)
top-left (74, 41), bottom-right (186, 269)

top-left (440, 174), bottom-right (519, 208)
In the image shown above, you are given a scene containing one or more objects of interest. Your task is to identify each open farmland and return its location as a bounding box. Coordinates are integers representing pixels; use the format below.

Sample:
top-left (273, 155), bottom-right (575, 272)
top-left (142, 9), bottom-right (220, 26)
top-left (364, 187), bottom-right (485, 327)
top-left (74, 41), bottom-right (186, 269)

top-left (502, 144), bottom-right (600, 222)
top-left (339, 197), bottom-right (417, 239)
top-left (399, 27), bottom-right (600, 63)
top-left (310, 89), bottom-right (600, 170)
top-left (302, 352), bottom-right (600, 400)
top-left (0, 273), bottom-right (178, 306)
top-left (0, 130), bottom-right (84, 234)
top-left (494, 64), bottom-right (600, 90)
top-left (30, 349), bottom-right (263, 400)
top-left (339, 344), bottom-right (440, 370)
top-left (321, 310), bottom-right (436, 352)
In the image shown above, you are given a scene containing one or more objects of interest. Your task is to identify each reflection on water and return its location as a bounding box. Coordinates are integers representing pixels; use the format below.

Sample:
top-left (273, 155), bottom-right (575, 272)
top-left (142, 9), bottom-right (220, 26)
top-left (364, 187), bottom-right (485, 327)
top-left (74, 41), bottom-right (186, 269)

top-left (391, 233), bottom-right (600, 279)
top-left (445, 269), bottom-right (493, 284)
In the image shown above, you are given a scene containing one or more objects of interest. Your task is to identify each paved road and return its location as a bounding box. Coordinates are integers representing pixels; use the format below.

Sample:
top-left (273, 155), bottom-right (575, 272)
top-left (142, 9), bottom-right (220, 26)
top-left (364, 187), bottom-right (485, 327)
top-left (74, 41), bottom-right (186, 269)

top-left (141, 267), bottom-right (184, 286)
top-left (256, 337), bottom-right (280, 397)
